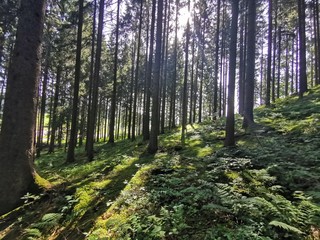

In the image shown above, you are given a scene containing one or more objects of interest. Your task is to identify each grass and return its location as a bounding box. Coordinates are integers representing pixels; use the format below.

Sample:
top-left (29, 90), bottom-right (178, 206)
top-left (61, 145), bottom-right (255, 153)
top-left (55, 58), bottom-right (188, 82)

top-left (1, 88), bottom-right (320, 239)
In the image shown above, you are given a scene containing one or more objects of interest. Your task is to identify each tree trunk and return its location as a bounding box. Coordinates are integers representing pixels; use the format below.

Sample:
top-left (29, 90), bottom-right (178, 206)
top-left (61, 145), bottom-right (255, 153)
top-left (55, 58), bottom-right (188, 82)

top-left (316, 0), bottom-right (320, 85)
top-left (285, 36), bottom-right (289, 96)
top-left (108, 0), bottom-right (120, 144)
top-left (87, 0), bottom-right (105, 161)
top-left (243, 0), bottom-right (256, 129)
top-left (48, 65), bottom-right (62, 153)
top-left (161, 0), bottom-right (169, 134)
top-left (67, 0), bottom-right (84, 162)
top-left (143, 0), bottom-right (156, 141)
top-left (36, 45), bottom-right (50, 157)
top-left (148, 0), bottom-right (163, 154)
top-left (0, 0), bottom-right (46, 215)
top-left (128, 42), bottom-right (135, 139)
top-left (238, 0), bottom-right (247, 115)
top-left (189, 37), bottom-right (195, 124)
top-left (298, 0), bottom-right (308, 96)
top-left (181, 0), bottom-right (190, 145)
top-left (277, 27), bottom-right (281, 99)
top-left (169, 0), bottom-right (179, 129)
top-left (85, 0), bottom-right (97, 150)
top-left (132, 0), bottom-right (143, 140)
top-left (213, 0), bottom-right (221, 116)
top-left (272, 0), bottom-right (278, 102)
top-left (266, 0), bottom-right (272, 106)
top-left (225, 0), bottom-right (239, 147)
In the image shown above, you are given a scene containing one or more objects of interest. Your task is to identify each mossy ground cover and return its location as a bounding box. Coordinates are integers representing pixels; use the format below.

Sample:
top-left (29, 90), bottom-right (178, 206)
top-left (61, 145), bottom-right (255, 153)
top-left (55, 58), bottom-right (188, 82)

top-left (1, 88), bottom-right (320, 239)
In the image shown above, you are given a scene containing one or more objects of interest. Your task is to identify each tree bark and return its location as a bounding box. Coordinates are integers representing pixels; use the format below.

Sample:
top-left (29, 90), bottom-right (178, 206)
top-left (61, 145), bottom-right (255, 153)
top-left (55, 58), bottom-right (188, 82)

top-left (85, 0), bottom-right (97, 150)
top-left (67, 0), bottom-right (84, 162)
top-left (87, 0), bottom-right (105, 161)
top-left (169, 0), bottom-right (179, 129)
top-left (181, 0), bottom-right (190, 145)
top-left (213, 0), bottom-right (221, 116)
top-left (298, 0), bottom-right (308, 96)
top-left (108, 0), bottom-right (120, 144)
top-left (225, 0), bottom-right (239, 147)
top-left (36, 45), bottom-right (50, 157)
top-left (266, 0), bottom-right (272, 106)
top-left (48, 65), bottom-right (62, 153)
top-left (243, 0), bottom-right (256, 129)
top-left (132, 0), bottom-right (143, 140)
top-left (143, 0), bottom-right (156, 141)
top-left (148, 0), bottom-right (163, 154)
top-left (0, 0), bottom-right (46, 215)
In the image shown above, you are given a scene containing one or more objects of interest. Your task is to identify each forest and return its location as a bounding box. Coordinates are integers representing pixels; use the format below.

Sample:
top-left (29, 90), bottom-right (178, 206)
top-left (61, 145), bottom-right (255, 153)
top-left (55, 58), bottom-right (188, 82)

top-left (0, 0), bottom-right (320, 239)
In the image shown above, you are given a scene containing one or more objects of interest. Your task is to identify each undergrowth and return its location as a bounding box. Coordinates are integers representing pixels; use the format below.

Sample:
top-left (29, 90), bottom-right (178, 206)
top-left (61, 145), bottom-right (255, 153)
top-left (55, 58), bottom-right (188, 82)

top-left (1, 87), bottom-right (320, 239)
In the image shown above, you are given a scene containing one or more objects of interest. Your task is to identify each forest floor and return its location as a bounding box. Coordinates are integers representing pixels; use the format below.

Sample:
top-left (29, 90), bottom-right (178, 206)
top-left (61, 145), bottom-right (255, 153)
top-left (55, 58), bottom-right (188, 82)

top-left (1, 87), bottom-right (320, 240)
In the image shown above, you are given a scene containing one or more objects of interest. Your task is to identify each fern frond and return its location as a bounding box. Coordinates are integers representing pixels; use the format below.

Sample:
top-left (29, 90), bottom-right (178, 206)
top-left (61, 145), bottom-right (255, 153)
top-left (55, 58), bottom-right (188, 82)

top-left (32, 213), bottom-right (62, 229)
top-left (202, 203), bottom-right (232, 213)
top-left (24, 228), bottom-right (42, 239)
top-left (269, 220), bottom-right (303, 234)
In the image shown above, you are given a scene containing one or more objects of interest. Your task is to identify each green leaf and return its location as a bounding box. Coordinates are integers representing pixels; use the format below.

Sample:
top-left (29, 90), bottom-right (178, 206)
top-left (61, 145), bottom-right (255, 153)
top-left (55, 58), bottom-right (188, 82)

top-left (269, 220), bottom-right (303, 234)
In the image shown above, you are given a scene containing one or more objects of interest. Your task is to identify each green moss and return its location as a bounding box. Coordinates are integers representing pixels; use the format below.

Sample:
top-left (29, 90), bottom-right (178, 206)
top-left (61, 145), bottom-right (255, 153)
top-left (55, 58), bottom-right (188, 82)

top-left (34, 172), bottom-right (51, 189)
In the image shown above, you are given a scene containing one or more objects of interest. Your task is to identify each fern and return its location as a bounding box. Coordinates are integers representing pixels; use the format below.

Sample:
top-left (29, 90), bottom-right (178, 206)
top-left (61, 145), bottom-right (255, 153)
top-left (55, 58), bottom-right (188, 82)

top-left (24, 228), bottom-right (42, 240)
top-left (269, 220), bottom-right (303, 235)
top-left (32, 213), bottom-right (62, 229)
top-left (202, 203), bottom-right (232, 213)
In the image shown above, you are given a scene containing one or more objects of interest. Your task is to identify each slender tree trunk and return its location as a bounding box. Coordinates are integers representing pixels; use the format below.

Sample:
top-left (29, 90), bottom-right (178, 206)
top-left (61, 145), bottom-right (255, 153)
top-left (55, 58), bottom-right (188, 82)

top-left (46, 90), bottom-right (53, 146)
top-left (67, 0), bottom-right (84, 162)
top-left (128, 42), bottom-right (135, 139)
top-left (199, 16), bottom-right (205, 122)
top-left (143, 0), bottom-right (156, 141)
top-left (0, 0), bottom-right (46, 215)
top-left (225, 0), bottom-right (239, 147)
top-left (132, 0), bottom-right (143, 140)
top-left (199, 55), bottom-right (204, 123)
top-left (109, 0), bottom-right (120, 144)
top-left (85, 0), bottom-right (97, 150)
top-left (277, 27), bottom-right (281, 99)
top-left (78, 99), bottom-right (86, 146)
top-left (213, 0), bottom-right (221, 116)
top-left (189, 37), bottom-right (195, 124)
top-left (48, 65), bottom-right (62, 153)
top-left (313, 2), bottom-right (319, 85)
top-left (238, 0), bottom-right (247, 115)
top-left (87, 0), bottom-right (105, 161)
top-left (161, 0), bottom-right (169, 134)
top-left (169, 0), bottom-right (179, 129)
top-left (181, 0), bottom-right (190, 145)
top-left (316, 0), bottom-right (320, 85)
top-left (36, 46), bottom-right (50, 157)
top-left (103, 98), bottom-right (109, 142)
top-left (298, 0), bottom-right (308, 96)
top-left (193, 57), bottom-right (199, 123)
top-left (272, 0), bottom-right (278, 102)
top-left (96, 96), bottom-right (102, 142)
top-left (266, 0), bottom-right (272, 106)
top-left (291, 37), bottom-right (295, 94)
top-left (148, 0), bottom-right (163, 154)
top-left (260, 45), bottom-right (264, 104)
top-left (243, 0), bottom-right (256, 129)
top-left (285, 36), bottom-right (289, 96)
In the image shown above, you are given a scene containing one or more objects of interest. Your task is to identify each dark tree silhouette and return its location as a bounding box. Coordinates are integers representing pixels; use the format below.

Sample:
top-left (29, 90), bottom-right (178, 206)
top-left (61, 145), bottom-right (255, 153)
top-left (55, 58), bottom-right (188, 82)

top-left (67, 0), bottom-right (84, 162)
top-left (148, 0), bottom-right (163, 154)
top-left (225, 0), bottom-right (239, 147)
top-left (243, 0), bottom-right (256, 129)
top-left (298, 0), bottom-right (308, 96)
top-left (0, 0), bottom-right (46, 215)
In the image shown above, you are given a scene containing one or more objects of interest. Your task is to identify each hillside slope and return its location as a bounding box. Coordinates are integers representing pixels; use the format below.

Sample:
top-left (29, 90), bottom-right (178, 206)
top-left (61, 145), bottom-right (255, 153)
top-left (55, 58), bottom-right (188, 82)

top-left (1, 87), bottom-right (320, 239)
